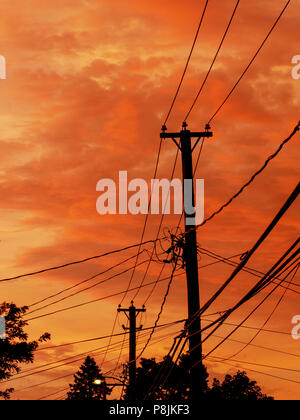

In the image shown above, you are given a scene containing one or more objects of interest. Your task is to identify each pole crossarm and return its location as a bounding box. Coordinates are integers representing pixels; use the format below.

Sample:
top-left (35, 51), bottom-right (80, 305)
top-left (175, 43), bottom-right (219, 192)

top-left (160, 131), bottom-right (213, 139)
top-left (160, 128), bottom-right (213, 152)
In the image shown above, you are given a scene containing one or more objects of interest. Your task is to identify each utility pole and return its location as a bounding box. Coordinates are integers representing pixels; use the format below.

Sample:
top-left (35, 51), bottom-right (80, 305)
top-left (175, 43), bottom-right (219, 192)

top-left (160, 122), bottom-right (213, 400)
top-left (118, 301), bottom-right (146, 400)
top-left (101, 380), bottom-right (107, 400)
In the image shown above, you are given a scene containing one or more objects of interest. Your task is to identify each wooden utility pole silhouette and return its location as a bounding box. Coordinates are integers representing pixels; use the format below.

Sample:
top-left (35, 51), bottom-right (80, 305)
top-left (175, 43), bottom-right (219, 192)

top-left (118, 301), bottom-right (146, 400)
top-left (160, 122), bottom-right (213, 400)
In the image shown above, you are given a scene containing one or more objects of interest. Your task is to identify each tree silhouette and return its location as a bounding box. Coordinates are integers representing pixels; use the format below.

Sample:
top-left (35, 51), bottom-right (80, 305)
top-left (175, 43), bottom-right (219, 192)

top-left (66, 356), bottom-right (112, 400)
top-left (123, 355), bottom-right (273, 400)
top-left (123, 354), bottom-right (209, 400)
top-left (0, 302), bottom-right (51, 400)
top-left (208, 370), bottom-right (274, 400)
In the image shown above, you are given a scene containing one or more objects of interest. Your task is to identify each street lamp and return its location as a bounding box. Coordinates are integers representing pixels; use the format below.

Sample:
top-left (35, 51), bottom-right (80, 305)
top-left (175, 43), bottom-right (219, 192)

top-left (94, 379), bottom-right (102, 385)
top-left (94, 375), bottom-right (126, 400)
top-left (93, 378), bottom-right (107, 400)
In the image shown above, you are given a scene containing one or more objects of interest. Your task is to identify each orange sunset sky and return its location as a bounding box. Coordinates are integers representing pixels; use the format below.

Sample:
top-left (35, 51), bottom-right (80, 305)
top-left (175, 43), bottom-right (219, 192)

top-left (0, 0), bottom-right (299, 400)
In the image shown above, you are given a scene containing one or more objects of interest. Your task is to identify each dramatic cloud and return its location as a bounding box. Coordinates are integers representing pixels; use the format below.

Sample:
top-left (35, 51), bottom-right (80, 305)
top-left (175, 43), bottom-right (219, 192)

top-left (0, 0), bottom-right (299, 399)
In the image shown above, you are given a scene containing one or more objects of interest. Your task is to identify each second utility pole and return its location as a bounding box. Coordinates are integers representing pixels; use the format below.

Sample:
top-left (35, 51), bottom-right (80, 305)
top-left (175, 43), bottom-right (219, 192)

top-left (160, 122), bottom-right (213, 400)
top-left (118, 301), bottom-right (145, 400)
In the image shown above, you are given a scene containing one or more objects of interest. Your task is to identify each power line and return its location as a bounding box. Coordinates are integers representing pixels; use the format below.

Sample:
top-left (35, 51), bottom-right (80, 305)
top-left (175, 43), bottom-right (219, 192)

top-left (143, 264), bottom-right (166, 306)
top-left (147, 306), bottom-right (300, 399)
top-left (112, 318), bottom-right (128, 377)
top-left (0, 238), bottom-right (164, 283)
top-left (12, 330), bottom-right (183, 402)
top-left (13, 335), bottom-right (132, 378)
top-left (203, 331), bottom-right (300, 360)
top-left (106, 147), bottom-right (179, 374)
top-left (196, 122), bottom-right (300, 229)
top-left (6, 342), bottom-right (129, 384)
top-left (19, 312), bottom-right (298, 395)
top-left (14, 115), bottom-right (299, 322)
top-left (125, 3), bottom-right (294, 391)
top-left (141, 137), bottom-right (205, 306)
top-left (150, 253), bottom-right (298, 396)
top-left (119, 136), bottom-right (163, 305)
top-left (135, 135), bottom-right (211, 360)
top-left (32, 330), bottom-right (176, 400)
top-left (184, 0), bottom-right (240, 121)
top-left (104, 0), bottom-right (209, 364)
top-left (118, 300), bottom-right (299, 395)
top-left (11, 341), bottom-right (131, 386)
top-left (197, 245), bottom-right (300, 293)
top-left (211, 354), bottom-right (300, 374)
top-left (154, 237), bottom-right (300, 391)
top-left (13, 328), bottom-right (179, 393)
top-left (136, 255), bottom-right (180, 360)
top-left (132, 149), bottom-right (179, 302)
top-left (156, 246), bottom-right (300, 389)
top-left (138, 137), bottom-right (206, 361)
top-left (208, 0), bottom-right (291, 123)
top-left (17, 373), bottom-right (74, 392)
top-left (109, 326), bottom-right (183, 384)
top-left (6, 185), bottom-right (298, 392)
top-left (145, 302), bottom-right (300, 399)
top-left (105, 129), bottom-right (164, 371)
top-left (192, 184), bottom-right (300, 317)
top-left (211, 358), bottom-right (300, 386)
top-left (29, 249), bottom-right (148, 307)
top-left (199, 250), bottom-right (300, 343)
top-left (164, 125), bottom-right (299, 277)
top-left (198, 245), bottom-right (300, 287)
top-left (100, 312), bottom-right (120, 370)
top-left (145, 331), bottom-right (186, 400)
top-left (37, 387), bottom-right (70, 401)
top-left (218, 263), bottom-right (300, 362)
top-left (34, 319), bottom-right (186, 352)
top-left (135, 144), bottom-right (298, 366)
top-left (201, 317), bottom-right (295, 338)
top-left (141, 251), bottom-right (244, 307)
top-left (163, 0), bottom-right (209, 125)
top-left (26, 257), bottom-right (154, 316)
top-left (25, 273), bottom-right (187, 322)
top-left (197, 255), bottom-right (300, 365)
top-left (54, 394), bottom-right (68, 401)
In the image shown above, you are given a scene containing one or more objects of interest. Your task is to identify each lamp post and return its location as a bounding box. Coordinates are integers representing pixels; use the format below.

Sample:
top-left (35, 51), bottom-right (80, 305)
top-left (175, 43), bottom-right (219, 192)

top-left (93, 378), bottom-right (107, 400)
top-left (94, 376), bottom-right (126, 400)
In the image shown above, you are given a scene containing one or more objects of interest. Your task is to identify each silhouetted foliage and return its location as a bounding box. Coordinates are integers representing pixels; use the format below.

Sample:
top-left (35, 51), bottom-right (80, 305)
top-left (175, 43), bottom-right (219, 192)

top-left (123, 355), bottom-right (273, 400)
top-left (208, 370), bottom-right (274, 400)
top-left (0, 302), bottom-right (51, 400)
top-left (66, 356), bottom-right (112, 400)
top-left (123, 354), bottom-right (209, 400)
